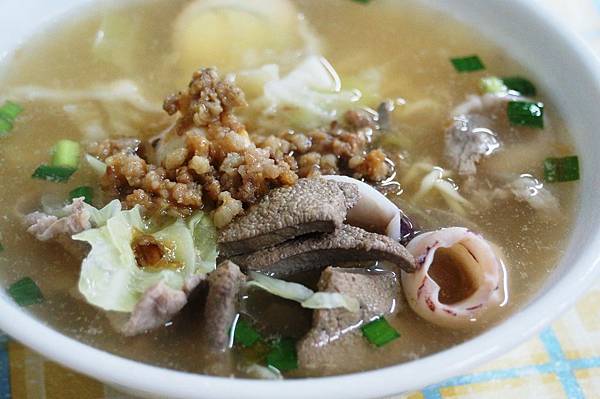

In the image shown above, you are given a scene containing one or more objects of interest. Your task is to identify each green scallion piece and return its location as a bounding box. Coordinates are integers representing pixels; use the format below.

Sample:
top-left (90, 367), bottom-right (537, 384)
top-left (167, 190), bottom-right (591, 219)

top-left (544, 156), bottom-right (580, 183)
top-left (0, 101), bottom-right (23, 136)
top-left (351, 0), bottom-right (372, 3)
top-left (451, 55), bottom-right (485, 73)
top-left (51, 139), bottom-right (81, 168)
top-left (8, 277), bottom-right (44, 307)
top-left (69, 186), bottom-right (94, 204)
top-left (502, 77), bottom-right (537, 96)
top-left (0, 118), bottom-right (12, 135)
top-left (266, 338), bottom-right (298, 372)
top-left (32, 165), bottom-right (77, 182)
top-left (507, 101), bottom-right (544, 129)
top-left (0, 101), bottom-right (23, 121)
top-left (233, 319), bottom-right (261, 348)
top-left (361, 317), bottom-right (400, 347)
top-left (0, 242), bottom-right (4, 252)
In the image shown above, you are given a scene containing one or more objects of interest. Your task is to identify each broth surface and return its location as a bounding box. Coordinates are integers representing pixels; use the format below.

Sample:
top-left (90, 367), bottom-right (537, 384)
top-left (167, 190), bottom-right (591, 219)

top-left (0, 0), bottom-right (578, 377)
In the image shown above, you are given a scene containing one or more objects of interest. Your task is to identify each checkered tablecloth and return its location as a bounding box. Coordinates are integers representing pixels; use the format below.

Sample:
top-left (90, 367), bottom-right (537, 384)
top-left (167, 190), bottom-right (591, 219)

top-left (2, 0), bottom-right (600, 398)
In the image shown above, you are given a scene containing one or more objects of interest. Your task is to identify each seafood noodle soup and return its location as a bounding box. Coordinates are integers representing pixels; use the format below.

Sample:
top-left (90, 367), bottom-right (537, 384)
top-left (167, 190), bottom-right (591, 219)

top-left (0, 0), bottom-right (579, 378)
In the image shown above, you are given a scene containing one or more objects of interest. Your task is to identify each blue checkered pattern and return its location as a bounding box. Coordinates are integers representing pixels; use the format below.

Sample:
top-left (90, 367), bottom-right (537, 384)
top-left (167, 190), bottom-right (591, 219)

top-left (418, 328), bottom-right (600, 398)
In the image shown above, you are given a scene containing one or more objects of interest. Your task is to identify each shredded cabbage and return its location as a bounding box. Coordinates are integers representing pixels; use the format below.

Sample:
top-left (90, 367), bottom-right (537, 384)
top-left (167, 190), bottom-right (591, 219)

top-left (73, 206), bottom-right (215, 312)
top-left (406, 164), bottom-right (473, 216)
top-left (83, 199), bottom-right (122, 227)
top-left (9, 81), bottom-right (168, 140)
top-left (261, 56), bottom-right (358, 123)
top-left (237, 56), bottom-right (363, 131)
top-left (8, 81), bottom-right (160, 113)
top-left (84, 154), bottom-right (108, 176)
top-left (301, 292), bottom-right (360, 313)
top-left (247, 272), bottom-right (359, 312)
top-left (247, 272), bottom-right (313, 302)
top-left (188, 212), bottom-right (219, 274)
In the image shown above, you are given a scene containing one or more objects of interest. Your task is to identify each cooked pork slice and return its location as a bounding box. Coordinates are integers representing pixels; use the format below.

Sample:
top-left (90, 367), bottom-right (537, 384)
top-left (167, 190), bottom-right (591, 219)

top-left (232, 224), bottom-right (415, 276)
top-left (297, 267), bottom-right (400, 371)
top-left (24, 197), bottom-right (92, 258)
top-left (204, 260), bottom-right (247, 351)
top-left (445, 114), bottom-right (500, 176)
top-left (122, 282), bottom-right (187, 336)
top-left (218, 178), bottom-right (360, 257)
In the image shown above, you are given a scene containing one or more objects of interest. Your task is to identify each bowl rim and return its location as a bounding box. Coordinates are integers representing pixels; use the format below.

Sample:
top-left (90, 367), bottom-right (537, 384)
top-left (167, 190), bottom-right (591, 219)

top-left (2, 0), bottom-right (600, 398)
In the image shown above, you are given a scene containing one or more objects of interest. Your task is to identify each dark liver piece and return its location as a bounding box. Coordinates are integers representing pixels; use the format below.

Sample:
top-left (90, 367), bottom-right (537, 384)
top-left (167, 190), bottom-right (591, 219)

top-left (297, 267), bottom-right (401, 371)
top-left (231, 225), bottom-right (415, 276)
top-left (204, 260), bottom-right (246, 351)
top-left (218, 178), bottom-right (359, 257)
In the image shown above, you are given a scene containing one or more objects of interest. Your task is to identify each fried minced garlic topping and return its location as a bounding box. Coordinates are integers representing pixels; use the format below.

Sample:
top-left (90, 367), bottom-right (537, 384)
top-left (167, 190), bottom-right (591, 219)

top-left (88, 68), bottom-right (391, 226)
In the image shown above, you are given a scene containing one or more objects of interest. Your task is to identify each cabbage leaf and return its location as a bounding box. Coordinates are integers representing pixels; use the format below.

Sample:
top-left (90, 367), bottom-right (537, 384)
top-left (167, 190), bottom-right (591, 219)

top-left (247, 272), bottom-right (359, 312)
top-left (237, 56), bottom-right (363, 131)
top-left (83, 199), bottom-right (122, 227)
top-left (247, 271), bottom-right (314, 302)
top-left (188, 211), bottom-right (219, 274)
top-left (301, 292), bottom-right (360, 313)
top-left (73, 206), bottom-right (215, 312)
top-left (84, 154), bottom-right (108, 176)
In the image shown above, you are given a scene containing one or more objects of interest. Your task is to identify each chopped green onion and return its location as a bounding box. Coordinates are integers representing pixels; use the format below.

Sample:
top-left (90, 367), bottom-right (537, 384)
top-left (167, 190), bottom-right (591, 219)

top-left (69, 186), bottom-right (94, 204)
top-left (239, 339), bottom-right (272, 364)
top-left (32, 165), bottom-right (77, 182)
top-left (266, 338), bottom-right (298, 372)
top-left (351, 0), bottom-right (372, 3)
top-left (507, 101), bottom-right (544, 129)
top-left (233, 319), bottom-right (262, 348)
top-left (480, 77), bottom-right (508, 94)
top-left (0, 242), bottom-right (4, 252)
top-left (451, 55), bottom-right (485, 73)
top-left (33, 139), bottom-right (81, 182)
top-left (0, 101), bottom-right (23, 136)
top-left (0, 118), bottom-right (12, 135)
top-left (51, 139), bottom-right (81, 168)
top-left (502, 77), bottom-right (537, 96)
top-left (8, 277), bottom-right (44, 307)
top-left (361, 317), bottom-right (400, 347)
top-left (0, 101), bottom-right (23, 121)
top-left (544, 156), bottom-right (580, 183)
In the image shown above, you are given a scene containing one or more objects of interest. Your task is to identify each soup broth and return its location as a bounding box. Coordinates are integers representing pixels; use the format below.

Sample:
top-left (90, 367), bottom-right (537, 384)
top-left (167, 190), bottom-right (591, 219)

top-left (0, 0), bottom-right (578, 378)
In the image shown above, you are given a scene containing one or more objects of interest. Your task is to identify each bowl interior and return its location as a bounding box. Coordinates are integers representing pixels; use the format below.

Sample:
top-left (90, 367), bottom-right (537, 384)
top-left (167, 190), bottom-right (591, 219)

top-left (1, 0), bottom-right (600, 398)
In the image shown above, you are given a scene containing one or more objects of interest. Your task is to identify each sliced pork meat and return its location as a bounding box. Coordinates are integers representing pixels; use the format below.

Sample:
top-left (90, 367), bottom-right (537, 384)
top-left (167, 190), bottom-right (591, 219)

top-left (232, 224), bottom-right (415, 276)
top-left (23, 197), bottom-right (92, 258)
top-left (508, 175), bottom-right (560, 216)
top-left (445, 93), bottom-right (543, 176)
top-left (204, 260), bottom-right (247, 351)
top-left (122, 282), bottom-right (188, 336)
top-left (297, 267), bottom-right (400, 371)
top-left (218, 178), bottom-right (360, 257)
top-left (445, 114), bottom-right (500, 176)
top-left (464, 174), bottom-right (561, 219)
top-left (121, 276), bottom-right (204, 336)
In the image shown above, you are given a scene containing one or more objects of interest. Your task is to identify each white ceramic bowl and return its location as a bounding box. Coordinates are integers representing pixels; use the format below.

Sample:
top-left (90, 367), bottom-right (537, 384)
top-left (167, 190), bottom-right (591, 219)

top-left (1, 0), bottom-right (600, 398)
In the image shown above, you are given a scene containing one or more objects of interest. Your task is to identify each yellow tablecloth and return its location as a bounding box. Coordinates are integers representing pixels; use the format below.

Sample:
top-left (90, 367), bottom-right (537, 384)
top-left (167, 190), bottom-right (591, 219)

top-left (2, 1), bottom-right (600, 398)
